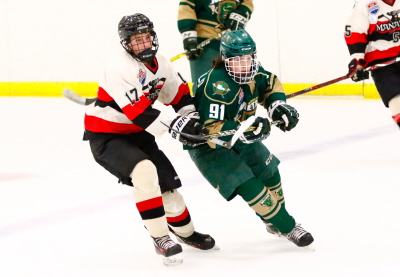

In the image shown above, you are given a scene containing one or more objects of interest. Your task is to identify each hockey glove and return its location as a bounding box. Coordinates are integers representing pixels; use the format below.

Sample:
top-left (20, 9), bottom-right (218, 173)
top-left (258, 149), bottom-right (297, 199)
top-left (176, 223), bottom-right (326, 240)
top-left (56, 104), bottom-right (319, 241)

top-left (223, 10), bottom-right (249, 30)
top-left (239, 117), bottom-right (271, 144)
top-left (268, 100), bottom-right (299, 132)
top-left (348, 58), bottom-right (369, 82)
top-left (182, 31), bottom-right (202, 60)
top-left (169, 112), bottom-right (209, 146)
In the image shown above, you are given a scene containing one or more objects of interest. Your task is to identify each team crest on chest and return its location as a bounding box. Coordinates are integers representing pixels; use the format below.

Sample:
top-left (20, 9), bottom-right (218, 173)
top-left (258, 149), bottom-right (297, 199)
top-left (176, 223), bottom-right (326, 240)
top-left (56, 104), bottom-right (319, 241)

top-left (212, 81), bottom-right (231, 97)
top-left (209, 0), bottom-right (240, 23)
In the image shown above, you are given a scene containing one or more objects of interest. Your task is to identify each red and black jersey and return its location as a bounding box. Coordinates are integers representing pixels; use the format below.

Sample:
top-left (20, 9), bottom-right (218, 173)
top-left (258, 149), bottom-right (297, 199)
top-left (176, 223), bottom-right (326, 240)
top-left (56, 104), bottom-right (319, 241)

top-left (345, 0), bottom-right (400, 66)
top-left (84, 51), bottom-right (194, 138)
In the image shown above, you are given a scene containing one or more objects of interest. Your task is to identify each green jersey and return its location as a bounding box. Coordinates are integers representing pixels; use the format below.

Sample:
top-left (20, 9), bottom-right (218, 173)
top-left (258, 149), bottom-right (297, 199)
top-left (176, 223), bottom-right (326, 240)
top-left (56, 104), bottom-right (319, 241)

top-left (178, 0), bottom-right (253, 39)
top-left (193, 63), bottom-right (287, 149)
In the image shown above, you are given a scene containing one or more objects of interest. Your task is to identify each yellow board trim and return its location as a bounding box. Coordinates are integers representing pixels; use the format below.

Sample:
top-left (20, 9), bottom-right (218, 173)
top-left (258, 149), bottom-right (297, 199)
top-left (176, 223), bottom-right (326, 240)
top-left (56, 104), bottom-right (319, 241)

top-left (282, 83), bottom-right (380, 99)
top-left (0, 82), bottom-right (380, 99)
top-left (0, 82), bottom-right (98, 97)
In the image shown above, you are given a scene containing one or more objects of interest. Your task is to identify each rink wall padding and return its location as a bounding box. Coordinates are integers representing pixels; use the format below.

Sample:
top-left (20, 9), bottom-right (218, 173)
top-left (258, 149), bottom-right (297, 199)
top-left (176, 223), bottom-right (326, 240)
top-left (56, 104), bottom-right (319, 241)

top-left (0, 82), bottom-right (380, 99)
top-left (0, 82), bottom-right (98, 97)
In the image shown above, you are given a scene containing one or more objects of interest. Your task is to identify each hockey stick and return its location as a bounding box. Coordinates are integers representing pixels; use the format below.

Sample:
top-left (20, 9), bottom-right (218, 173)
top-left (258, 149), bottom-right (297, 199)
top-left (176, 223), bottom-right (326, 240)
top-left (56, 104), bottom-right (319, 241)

top-left (161, 117), bottom-right (284, 149)
top-left (170, 30), bottom-right (229, 62)
top-left (62, 88), bottom-right (97, 105)
top-left (286, 55), bottom-right (400, 99)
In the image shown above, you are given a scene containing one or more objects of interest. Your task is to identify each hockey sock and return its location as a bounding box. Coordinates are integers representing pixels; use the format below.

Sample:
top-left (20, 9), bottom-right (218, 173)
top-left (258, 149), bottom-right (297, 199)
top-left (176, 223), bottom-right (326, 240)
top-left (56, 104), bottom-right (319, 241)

top-left (131, 159), bottom-right (169, 237)
top-left (236, 177), bottom-right (287, 226)
top-left (163, 190), bottom-right (194, 238)
top-left (389, 95), bottom-right (400, 129)
top-left (262, 171), bottom-right (295, 234)
top-left (392, 113), bottom-right (400, 128)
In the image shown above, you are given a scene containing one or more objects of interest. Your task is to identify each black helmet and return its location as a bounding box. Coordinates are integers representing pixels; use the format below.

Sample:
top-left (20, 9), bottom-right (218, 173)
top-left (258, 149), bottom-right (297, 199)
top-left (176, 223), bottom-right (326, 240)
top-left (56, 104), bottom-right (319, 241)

top-left (118, 13), bottom-right (159, 62)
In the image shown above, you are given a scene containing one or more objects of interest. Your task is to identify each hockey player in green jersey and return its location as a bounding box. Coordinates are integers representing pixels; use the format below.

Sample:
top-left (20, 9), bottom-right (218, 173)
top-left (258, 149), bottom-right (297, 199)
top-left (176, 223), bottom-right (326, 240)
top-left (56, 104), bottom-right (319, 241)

top-left (178, 0), bottom-right (253, 86)
top-left (171, 29), bottom-right (314, 248)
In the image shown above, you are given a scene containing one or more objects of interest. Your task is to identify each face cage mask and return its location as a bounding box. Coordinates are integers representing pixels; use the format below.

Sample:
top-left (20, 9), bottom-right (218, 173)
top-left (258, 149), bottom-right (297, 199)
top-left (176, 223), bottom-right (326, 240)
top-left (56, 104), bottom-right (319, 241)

top-left (122, 31), bottom-right (159, 62)
top-left (224, 54), bottom-right (259, 84)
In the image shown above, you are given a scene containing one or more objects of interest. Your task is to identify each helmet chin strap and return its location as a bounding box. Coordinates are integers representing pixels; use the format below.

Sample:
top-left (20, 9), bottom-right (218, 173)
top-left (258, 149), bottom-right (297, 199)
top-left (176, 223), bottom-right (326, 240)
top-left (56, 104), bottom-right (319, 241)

top-left (138, 48), bottom-right (155, 62)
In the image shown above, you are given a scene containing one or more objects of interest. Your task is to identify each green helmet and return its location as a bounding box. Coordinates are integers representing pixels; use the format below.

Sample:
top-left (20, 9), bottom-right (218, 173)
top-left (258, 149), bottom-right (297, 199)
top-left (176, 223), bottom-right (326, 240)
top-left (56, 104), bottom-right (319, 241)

top-left (220, 30), bottom-right (258, 84)
top-left (220, 30), bottom-right (256, 60)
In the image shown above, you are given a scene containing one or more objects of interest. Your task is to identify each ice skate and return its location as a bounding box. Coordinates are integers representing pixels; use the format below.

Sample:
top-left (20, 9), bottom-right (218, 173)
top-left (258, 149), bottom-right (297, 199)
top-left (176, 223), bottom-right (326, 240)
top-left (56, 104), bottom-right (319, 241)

top-left (263, 221), bottom-right (283, 237)
top-left (285, 223), bottom-right (314, 250)
top-left (152, 235), bottom-right (183, 266)
top-left (169, 227), bottom-right (219, 250)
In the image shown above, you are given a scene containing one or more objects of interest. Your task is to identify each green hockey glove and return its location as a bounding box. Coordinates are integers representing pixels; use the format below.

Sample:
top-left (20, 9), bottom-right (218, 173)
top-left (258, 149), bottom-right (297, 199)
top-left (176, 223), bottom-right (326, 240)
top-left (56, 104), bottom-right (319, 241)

top-left (182, 31), bottom-right (202, 60)
top-left (239, 117), bottom-right (270, 144)
top-left (268, 101), bottom-right (299, 132)
top-left (223, 10), bottom-right (249, 30)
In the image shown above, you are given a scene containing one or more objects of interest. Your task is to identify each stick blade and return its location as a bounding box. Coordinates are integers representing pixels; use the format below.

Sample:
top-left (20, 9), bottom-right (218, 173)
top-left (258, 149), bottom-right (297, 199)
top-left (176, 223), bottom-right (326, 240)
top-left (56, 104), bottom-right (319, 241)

top-left (226, 116), bottom-right (256, 148)
top-left (62, 88), bottom-right (87, 105)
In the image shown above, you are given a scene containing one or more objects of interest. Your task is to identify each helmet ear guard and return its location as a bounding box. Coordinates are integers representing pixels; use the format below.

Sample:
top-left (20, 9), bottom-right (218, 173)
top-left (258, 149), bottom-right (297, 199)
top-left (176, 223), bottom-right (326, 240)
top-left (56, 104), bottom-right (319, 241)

top-left (118, 13), bottom-right (159, 62)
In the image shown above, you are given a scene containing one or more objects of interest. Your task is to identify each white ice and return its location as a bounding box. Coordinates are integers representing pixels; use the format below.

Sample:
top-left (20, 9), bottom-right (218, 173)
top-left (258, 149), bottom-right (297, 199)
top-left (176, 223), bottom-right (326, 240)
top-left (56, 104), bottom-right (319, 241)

top-left (0, 97), bottom-right (399, 277)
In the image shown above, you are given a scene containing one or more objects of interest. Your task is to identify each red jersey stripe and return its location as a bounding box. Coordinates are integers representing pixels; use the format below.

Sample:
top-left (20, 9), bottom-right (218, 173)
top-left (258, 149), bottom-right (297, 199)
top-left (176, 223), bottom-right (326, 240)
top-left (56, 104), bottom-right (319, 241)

top-left (84, 115), bottom-right (143, 134)
top-left (345, 32), bottom-right (368, 45)
top-left (98, 87), bottom-right (114, 102)
top-left (136, 196), bottom-right (163, 212)
top-left (122, 95), bottom-right (152, 121)
top-left (166, 207), bottom-right (189, 222)
top-left (365, 45), bottom-right (400, 63)
top-left (167, 83), bottom-right (191, 106)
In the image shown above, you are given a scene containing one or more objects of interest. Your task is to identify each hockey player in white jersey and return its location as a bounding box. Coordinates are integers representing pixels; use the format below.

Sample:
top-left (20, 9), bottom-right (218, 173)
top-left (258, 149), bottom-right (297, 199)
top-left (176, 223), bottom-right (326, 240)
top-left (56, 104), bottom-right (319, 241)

top-left (345, 0), bottom-right (400, 129)
top-left (83, 13), bottom-right (216, 266)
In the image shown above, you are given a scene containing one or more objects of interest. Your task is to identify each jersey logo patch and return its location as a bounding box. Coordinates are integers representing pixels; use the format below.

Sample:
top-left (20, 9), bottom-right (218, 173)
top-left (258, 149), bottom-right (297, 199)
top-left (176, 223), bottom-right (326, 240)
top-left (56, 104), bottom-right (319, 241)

top-left (138, 69), bottom-right (146, 85)
top-left (238, 89), bottom-right (244, 104)
top-left (367, 2), bottom-right (379, 14)
top-left (212, 81), bottom-right (230, 97)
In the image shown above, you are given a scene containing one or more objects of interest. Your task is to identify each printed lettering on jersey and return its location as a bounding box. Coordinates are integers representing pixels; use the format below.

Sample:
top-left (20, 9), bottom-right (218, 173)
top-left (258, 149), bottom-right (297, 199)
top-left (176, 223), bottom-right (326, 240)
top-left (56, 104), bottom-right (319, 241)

top-left (138, 69), bottom-right (146, 85)
top-left (375, 9), bottom-right (400, 31)
top-left (212, 81), bottom-right (231, 97)
top-left (246, 97), bottom-right (257, 112)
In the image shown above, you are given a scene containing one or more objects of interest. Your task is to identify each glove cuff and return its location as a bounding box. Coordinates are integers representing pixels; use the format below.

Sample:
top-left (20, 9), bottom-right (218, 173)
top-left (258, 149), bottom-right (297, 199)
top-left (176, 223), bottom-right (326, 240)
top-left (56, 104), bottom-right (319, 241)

top-left (182, 30), bottom-right (197, 40)
top-left (268, 100), bottom-right (285, 119)
top-left (229, 11), bottom-right (248, 24)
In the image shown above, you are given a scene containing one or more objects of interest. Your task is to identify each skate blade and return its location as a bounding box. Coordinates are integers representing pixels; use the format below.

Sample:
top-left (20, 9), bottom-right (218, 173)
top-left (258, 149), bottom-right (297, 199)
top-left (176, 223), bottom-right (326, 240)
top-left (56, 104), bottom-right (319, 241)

top-left (303, 243), bottom-right (315, 252)
top-left (212, 244), bottom-right (220, 250)
top-left (163, 253), bottom-right (183, 266)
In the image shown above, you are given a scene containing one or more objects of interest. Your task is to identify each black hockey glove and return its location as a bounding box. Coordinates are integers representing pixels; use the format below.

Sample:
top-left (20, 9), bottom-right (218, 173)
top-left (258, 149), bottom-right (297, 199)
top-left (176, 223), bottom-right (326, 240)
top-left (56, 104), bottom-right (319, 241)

top-left (348, 58), bottom-right (369, 82)
top-left (239, 117), bottom-right (271, 144)
top-left (182, 31), bottom-right (202, 60)
top-left (169, 112), bottom-right (209, 146)
top-left (268, 101), bottom-right (299, 132)
top-left (223, 10), bottom-right (249, 30)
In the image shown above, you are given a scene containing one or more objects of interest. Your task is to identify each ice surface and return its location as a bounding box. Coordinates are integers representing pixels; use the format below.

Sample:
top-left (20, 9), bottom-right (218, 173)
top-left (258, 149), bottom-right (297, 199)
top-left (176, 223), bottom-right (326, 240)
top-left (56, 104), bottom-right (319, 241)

top-left (0, 97), bottom-right (399, 277)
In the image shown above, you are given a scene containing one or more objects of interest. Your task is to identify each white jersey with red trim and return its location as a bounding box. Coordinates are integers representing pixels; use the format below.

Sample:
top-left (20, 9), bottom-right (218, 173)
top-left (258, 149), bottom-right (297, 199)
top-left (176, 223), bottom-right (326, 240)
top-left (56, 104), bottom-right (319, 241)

top-left (84, 51), bottom-right (194, 138)
top-left (345, 0), bottom-right (400, 66)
